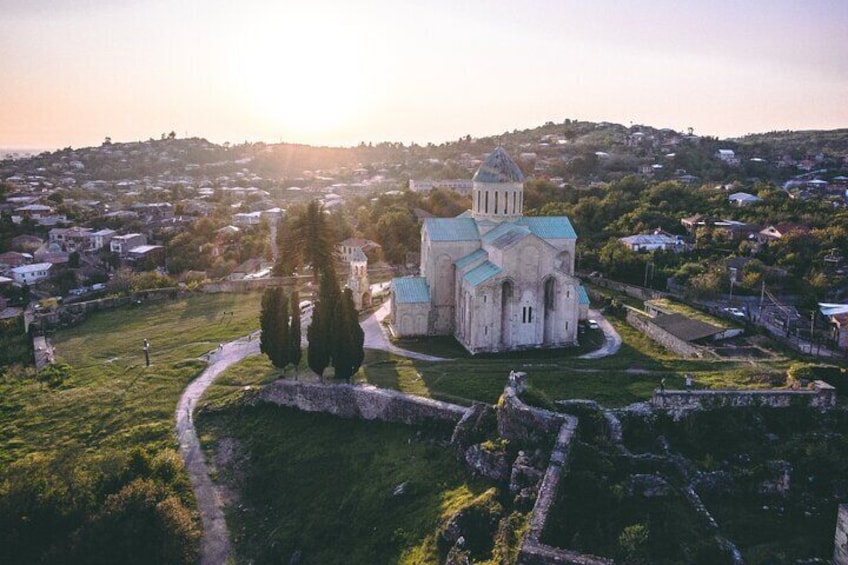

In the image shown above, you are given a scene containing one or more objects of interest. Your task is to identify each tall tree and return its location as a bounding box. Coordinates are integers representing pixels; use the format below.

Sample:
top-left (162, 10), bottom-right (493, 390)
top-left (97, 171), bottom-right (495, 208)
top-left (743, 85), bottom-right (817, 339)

top-left (307, 267), bottom-right (340, 378)
top-left (333, 288), bottom-right (365, 381)
top-left (259, 286), bottom-right (290, 369)
top-left (273, 200), bottom-right (336, 280)
top-left (288, 289), bottom-right (302, 370)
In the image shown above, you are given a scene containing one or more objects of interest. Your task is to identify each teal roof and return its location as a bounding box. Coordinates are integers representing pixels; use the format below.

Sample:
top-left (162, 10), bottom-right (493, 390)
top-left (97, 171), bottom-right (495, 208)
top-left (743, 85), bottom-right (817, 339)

top-left (392, 277), bottom-right (430, 304)
top-left (473, 146), bottom-right (525, 183)
top-left (464, 261), bottom-right (502, 287)
top-left (424, 217), bottom-right (480, 241)
top-left (455, 248), bottom-right (487, 269)
top-left (488, 224), bottom-right (531, 250)
top-left (516, 216), bottom-right (577, 239)
top-left (578, 285), bottom-right (590, 306)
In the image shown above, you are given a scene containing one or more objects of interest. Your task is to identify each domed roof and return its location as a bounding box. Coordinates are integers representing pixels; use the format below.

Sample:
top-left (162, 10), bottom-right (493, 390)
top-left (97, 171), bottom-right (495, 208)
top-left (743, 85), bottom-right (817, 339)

top-left (472, 146), bottom-right (525, 184)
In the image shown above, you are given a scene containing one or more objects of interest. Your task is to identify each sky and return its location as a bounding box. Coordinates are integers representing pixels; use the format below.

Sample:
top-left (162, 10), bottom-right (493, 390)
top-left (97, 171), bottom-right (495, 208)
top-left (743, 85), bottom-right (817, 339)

top-left (1, 0), bottom-right (847, 151)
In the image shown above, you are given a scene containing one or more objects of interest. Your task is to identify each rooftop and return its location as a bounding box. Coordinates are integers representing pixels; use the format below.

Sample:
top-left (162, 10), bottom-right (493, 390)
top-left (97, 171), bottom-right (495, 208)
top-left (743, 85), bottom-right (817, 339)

top-left (392, 277), bottom-right (430, 304)
top-left (472, 146), bottom-right (525, 184)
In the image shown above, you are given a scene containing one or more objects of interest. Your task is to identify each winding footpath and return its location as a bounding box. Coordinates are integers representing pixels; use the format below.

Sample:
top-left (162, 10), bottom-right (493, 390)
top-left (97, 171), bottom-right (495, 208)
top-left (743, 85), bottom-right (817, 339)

top-left (175, 335), bottom-right (259, 565)
top-left (176, 301), bottom-right (617, 564)
top-left (578, 309), bottom-right (622, 359)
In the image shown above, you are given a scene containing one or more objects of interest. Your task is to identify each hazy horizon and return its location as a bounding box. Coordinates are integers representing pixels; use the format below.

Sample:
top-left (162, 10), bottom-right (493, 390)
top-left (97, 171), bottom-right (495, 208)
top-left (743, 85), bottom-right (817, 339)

top-left (2, 0), bottom-right (847, 152)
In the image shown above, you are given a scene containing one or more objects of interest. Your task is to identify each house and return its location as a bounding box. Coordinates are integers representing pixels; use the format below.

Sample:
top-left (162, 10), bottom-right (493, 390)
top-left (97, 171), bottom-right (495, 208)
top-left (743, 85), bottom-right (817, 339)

top-left (758, 223), bottom-right (808, 243)
top-left (409, 179), bottom-right (474, 196)
top-left (232, 211), bottom-right (262, 226)
top-left (127, 245), bottom-right (165, 269)
top-left (0, 251), bottom-right (32, 270)
top-left (338, 238), bottom-right (382, 262)
top-left (89, 229), bottom-right (117, 251)
top-left (618, 233), bottom-right (686, 253)
top-left (728, 192), bottom-right (761, 207)
top-left (716, 149), bottom-right (740, 166)
top-left (10, 234), bottom-right (44, 252)
top-left (820, 304), bottom-right (848, 350)
top-left (110, 233), bottom-right (148, 256)
top-left (391, 147), bottom-right (585, 354)
top-left (49, 226), bottom-right (93, 252)
top-left (13, 203), bottom-right (54, 220)
top-left (11, 262), bottom-right (53, 285)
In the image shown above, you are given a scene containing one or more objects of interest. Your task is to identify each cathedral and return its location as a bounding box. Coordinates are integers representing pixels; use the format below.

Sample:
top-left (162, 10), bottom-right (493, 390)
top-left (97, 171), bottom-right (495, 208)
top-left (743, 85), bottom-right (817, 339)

top-left (391, 146), bottom-right (588, 354)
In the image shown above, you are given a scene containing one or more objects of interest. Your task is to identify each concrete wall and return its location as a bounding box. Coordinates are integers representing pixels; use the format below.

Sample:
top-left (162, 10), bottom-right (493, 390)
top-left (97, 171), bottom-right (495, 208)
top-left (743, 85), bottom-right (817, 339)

top-left (627, 309), bottom-right (705, 358)
top-left (256, 380), bottom-right (469, 427)
top-left (651, 380), bottom-right (837, 417)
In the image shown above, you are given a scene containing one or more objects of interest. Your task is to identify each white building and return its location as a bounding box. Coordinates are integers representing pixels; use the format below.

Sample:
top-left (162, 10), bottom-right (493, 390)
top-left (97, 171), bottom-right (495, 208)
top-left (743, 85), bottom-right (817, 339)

top-left (11, 262), bottom-right (53, 285)
top-left (716, 149), bottom-right (740, 166)
top-left (392, 147), bottom-right (586, 354)
top-left (110, 233), bottom-right (147, 256)
top-left (619, 234), bottom-right (685, 252)
top-left (409, 179), bottom-right (474, 196)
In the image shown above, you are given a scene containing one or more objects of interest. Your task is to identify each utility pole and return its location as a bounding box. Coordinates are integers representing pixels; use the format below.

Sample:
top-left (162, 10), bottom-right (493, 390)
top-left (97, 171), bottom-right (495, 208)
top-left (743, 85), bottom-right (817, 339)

top-left (759, 280), bottom-right (766, 321)
top-left (810, 311), bottom-right (815, 355)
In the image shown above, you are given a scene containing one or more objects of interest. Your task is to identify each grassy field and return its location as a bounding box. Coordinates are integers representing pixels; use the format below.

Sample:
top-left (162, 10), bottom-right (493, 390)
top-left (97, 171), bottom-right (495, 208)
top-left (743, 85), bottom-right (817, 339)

top-left (0, 292), bottom-right (262, 465)
top-left (196, 404), bottom-right (496, 564)
top-left (206, 310), bottom-right (797, 410)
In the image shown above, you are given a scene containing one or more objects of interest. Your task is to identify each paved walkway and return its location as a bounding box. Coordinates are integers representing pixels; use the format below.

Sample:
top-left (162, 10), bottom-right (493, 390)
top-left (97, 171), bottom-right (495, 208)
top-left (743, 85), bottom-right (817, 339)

top-left (578, 309), bottom-right (622, 359)
top-left (175, 335), bottom-right (260, 565)
top-left (362, 300), bottom-right (448, 361)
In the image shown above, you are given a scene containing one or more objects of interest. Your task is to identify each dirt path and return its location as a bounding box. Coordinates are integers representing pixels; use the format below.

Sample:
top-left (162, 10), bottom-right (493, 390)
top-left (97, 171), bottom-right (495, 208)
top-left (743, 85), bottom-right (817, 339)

top-left (362, 300), bottom-right (449, 361)
top-left (175, 335), bottom-right (260, 565)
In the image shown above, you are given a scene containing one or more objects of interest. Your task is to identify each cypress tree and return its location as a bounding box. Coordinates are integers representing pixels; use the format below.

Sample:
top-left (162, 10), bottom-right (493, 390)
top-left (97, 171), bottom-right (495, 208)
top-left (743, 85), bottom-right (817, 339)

top-left (307, 267), bottom-right (340, 378)
top-left (333, 288), bottom-right (365, 381)
top-left (260, 286), bottom-right (290, 370)
top-left (289, 289), bottom-right (302, 370)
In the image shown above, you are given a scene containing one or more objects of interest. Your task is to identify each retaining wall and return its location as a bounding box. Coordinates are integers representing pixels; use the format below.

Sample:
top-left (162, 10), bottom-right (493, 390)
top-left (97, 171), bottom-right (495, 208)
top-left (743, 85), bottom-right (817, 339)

top-left (626, 309), bottom-right (705, 358)
top-left (651, 381), bottom-right (836, 412)
top-left (651, 380), bottom-right (837, 417)
top-left (256, 380), bottom-right (468, 427)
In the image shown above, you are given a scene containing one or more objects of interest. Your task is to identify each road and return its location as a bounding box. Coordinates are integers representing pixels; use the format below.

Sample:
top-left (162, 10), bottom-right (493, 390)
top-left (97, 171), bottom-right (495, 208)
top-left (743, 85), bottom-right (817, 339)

top-left (578, 309), bottom-right (622, 359)
top-left (175, 335), bottom-right (259, 565)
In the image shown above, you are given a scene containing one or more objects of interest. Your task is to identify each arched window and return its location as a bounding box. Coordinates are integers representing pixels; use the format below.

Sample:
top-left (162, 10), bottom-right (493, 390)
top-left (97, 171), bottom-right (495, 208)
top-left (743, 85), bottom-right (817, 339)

top-left (544, 278), bottom-right (556, 310)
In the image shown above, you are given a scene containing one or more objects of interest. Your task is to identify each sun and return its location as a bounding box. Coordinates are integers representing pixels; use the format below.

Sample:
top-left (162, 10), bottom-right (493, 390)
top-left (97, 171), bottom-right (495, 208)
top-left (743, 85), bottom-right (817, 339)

top-left (236, 12), bottom-right (370, 141)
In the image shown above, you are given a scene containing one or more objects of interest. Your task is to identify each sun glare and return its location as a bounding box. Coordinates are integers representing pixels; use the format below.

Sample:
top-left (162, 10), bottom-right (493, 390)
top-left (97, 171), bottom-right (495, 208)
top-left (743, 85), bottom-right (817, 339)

top-left (236, 10), bottom-right (369, 141)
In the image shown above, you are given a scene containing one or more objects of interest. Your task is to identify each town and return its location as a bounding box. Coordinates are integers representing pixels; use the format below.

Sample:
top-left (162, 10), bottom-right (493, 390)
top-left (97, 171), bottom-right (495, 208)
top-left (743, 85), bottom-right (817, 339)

top-left (2, 121), bottom-right (848, 565)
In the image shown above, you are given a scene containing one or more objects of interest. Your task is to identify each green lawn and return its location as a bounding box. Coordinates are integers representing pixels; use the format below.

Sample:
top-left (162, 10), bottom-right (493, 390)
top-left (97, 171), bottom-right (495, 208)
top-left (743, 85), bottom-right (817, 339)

top-left (196, 404), bottom-right (493, 564)
top-left (0, 292), bottom-right (263, 466)
top-left (0, 292), bottom-right (265, 563)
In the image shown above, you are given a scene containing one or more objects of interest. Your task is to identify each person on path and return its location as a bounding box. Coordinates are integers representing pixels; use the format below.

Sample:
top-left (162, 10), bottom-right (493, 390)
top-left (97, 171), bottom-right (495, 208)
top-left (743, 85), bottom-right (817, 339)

top-left (685, 374), bottom-right (693, 389)
top-left (660, 377), bottom-right (666, 393)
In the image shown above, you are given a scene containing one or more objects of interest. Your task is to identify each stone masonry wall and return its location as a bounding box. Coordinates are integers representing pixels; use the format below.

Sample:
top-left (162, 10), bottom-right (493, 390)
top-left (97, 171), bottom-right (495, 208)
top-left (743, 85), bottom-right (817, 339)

top-left (835, 504), bottom-right (848, 565)
top-left (651, 380), bottom-right (837, 417)
top-left (496, 374), bottom-right (612, 565)
top-left (626, 309), bottom-right (705, 358)
top-left (256, 380), bottom-right (468, 427)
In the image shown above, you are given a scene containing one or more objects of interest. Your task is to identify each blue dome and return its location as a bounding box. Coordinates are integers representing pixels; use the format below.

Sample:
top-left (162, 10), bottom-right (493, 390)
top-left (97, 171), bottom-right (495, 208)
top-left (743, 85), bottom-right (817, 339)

top-left (472, 146), bottom-right (525, 184)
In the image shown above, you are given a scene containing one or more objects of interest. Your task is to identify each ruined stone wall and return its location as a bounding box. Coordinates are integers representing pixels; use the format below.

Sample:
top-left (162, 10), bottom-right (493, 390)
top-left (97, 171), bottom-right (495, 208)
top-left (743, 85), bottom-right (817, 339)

top-left (201, 278), bottom-right (286, 293)
top-left (495, 376), bottom-right (611, 565)
top-left (626, 309), bottom-right (705, 358)
top-left (651, 380), bottom-right (837, 417)
top-left (32, 287), bottom-right (180, 331)
top-left (834, 504), bottom-right (848, 565)
top-left (256, 380), bottom-right (468, 427)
